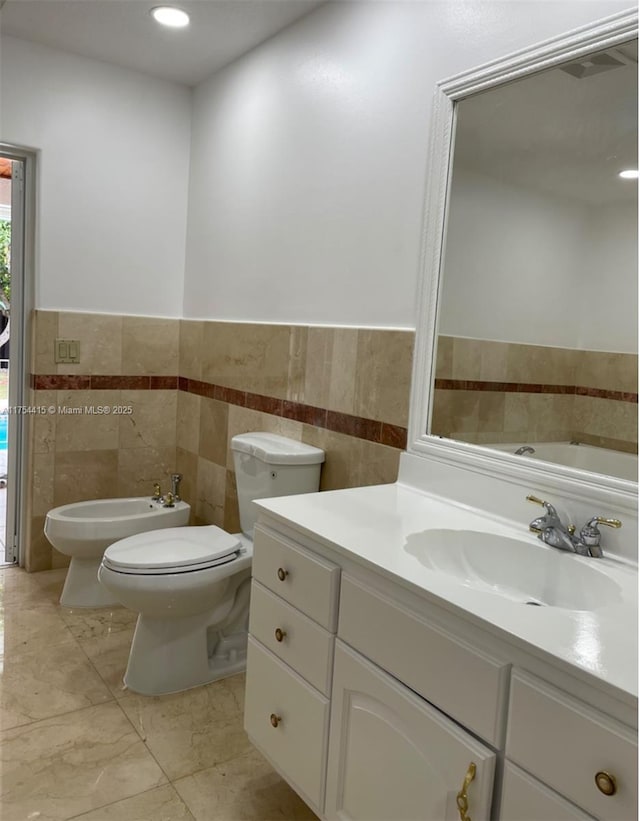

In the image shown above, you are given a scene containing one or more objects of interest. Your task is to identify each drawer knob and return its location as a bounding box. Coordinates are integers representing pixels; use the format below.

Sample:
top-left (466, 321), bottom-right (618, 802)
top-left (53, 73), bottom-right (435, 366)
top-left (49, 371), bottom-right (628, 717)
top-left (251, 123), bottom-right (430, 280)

top-left (456, 761), bottom-right (476, 821)
top-left (269, 713), bottom-right (281, 728)
top-left (595, 771), bottom-right (617, 796)
top-left (277, 567), bottom-right (289, 582)
top-left (274, 627), bottom-right (287, 642)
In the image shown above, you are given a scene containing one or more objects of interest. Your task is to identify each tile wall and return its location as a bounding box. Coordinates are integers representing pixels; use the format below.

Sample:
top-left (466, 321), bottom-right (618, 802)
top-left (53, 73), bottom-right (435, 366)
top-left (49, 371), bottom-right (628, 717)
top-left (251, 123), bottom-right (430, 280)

top-left (433, 336), bottom-right (638, 451)
top-left (26, 311), bottom-right (414, 571)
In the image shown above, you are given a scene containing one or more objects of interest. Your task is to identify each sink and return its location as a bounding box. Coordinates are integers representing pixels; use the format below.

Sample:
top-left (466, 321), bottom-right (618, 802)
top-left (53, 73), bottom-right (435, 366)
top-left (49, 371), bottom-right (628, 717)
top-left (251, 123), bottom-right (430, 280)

top-left (404, 529), bottom-right (622, 610)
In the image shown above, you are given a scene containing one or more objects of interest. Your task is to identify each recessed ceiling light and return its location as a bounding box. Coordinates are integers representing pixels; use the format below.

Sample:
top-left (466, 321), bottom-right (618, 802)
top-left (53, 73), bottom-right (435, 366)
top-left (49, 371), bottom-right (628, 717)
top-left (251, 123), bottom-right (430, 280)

top-left (618, 169), bottom-right (639, 179)
top-left (150, 6), bottom-right (190, 28)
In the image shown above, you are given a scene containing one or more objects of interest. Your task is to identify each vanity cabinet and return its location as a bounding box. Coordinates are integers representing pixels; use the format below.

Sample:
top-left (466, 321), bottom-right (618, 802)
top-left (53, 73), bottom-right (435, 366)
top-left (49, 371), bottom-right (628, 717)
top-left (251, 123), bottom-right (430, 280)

top-left (500, 763), bottom-right (596, 820)
top-left (338, 574), bottom-right (509, 747)
top-left (324, 641), bottom-right (496, 820)
top-left (245, 517), bottom-right (637, 821)
top-left (244, 525), bottom-right (340, 814)
top-left (506, 671), bottom-right (637, 821)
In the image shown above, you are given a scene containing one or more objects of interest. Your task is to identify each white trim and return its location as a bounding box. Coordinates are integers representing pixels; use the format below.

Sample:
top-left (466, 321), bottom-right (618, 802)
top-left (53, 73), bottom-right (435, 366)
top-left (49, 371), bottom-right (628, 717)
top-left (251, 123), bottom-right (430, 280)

top-left (0, 144), bottom-right (36, 566)
top-left (0, 204), bottom-right (10, 222)
top-left (408, 8), bottom-right (638, 513)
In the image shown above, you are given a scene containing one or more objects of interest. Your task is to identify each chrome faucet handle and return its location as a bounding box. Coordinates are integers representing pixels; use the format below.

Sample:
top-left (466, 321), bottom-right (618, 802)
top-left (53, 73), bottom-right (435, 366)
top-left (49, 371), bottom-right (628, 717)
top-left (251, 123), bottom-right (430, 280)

top-left (170, 473), bottom-right (182, 502)
top-left (526, 495), bottom-right (562, 532)
top-left (151, 482), bottom-right (162, 501)
top-left (539, 525), bottom-right (578, 552)
top-left (579, 516), bottom-right (622, 558)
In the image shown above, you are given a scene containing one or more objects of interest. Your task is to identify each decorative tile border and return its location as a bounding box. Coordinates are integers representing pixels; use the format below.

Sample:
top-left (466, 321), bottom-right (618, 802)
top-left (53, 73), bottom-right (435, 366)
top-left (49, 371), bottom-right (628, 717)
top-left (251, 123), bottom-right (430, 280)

top-left (31, 374), bottom-right (409, 449)
top-left (434, 379), bottom-right (638, 403)
top-left (32, 374), bottom-right (179, 391)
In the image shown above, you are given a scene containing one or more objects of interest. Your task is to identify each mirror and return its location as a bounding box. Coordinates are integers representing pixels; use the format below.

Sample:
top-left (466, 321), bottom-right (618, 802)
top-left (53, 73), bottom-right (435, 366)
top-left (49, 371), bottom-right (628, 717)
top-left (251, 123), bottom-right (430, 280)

top-left (410, 10), bottom-right (638, 500)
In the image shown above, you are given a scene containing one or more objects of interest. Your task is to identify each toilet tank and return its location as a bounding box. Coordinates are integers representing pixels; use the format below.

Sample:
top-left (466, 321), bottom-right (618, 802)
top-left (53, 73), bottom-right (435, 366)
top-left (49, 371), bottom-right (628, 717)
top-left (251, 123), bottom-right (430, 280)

top-left (231, 432), bottom-right (325, 538)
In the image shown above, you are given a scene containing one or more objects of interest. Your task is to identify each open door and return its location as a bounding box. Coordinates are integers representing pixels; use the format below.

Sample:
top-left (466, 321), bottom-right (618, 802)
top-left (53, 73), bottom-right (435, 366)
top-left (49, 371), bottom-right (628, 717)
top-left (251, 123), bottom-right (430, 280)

top-left (0, 148), bottom-right (33, 565)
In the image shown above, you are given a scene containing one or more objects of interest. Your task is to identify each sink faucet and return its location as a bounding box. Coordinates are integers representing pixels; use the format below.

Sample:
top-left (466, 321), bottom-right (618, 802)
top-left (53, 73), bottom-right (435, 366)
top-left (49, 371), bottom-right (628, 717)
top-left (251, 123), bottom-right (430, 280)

top-left (526, 495), bottom-right (563, 532)
top-left (577, 516), bottom-right (623, 559)
top-left (526, 495), bottom-right (621, 558)
top-left (170, 473), bottom-right (182, 502)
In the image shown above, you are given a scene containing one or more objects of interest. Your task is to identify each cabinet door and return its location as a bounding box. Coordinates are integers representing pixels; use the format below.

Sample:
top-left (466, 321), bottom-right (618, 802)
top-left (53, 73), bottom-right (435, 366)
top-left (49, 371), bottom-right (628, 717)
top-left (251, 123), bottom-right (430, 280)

top-left (325, 641), bottom-right (496, 821)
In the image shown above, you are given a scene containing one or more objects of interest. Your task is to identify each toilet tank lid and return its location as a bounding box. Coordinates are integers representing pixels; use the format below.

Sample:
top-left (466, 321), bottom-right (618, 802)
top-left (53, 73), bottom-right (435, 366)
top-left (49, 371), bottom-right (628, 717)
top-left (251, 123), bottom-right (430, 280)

top-left (231, 433), bottom-right (325, 465)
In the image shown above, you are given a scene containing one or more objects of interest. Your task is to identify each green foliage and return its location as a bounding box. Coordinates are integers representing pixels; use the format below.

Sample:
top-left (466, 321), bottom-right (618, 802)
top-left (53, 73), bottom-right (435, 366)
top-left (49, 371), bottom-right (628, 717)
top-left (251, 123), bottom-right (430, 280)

top-left (0, 220), bottom-right (10, 306)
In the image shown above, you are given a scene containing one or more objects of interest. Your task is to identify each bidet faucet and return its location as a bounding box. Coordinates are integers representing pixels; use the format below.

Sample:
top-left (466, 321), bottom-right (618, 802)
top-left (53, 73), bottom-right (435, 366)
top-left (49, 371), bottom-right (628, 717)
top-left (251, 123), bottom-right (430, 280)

top-left (151, 482), bottom-right (162, 501)
top-left (526, 495), bottom-right (621, 558)
top-left (515, 445), bottom-right (535, 456)
top-left (170, 473), bottom-right (182, 502)
top-left (162, 491), bottom-right (175, 508)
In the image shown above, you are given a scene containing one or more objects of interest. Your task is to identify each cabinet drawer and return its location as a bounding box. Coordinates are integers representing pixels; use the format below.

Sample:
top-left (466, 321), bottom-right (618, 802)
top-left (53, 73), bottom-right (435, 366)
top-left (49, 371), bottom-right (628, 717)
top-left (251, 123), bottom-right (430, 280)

top-left (249, 580), bottom-right (334, 695)
top-left (338, 574), bottom-right (509, 746)
top-left (506, 670), bottom-right (637, 821)
top-left (244, 636), bottom-right (329, 811)
top-left (252, 525), bottom-right (340, 630)
top-left (501, 762), bottom-right (596, 820)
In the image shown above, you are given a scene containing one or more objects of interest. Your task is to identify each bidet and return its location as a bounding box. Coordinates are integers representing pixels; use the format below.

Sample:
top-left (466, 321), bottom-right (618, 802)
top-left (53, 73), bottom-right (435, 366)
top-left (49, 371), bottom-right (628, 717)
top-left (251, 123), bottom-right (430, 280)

top-left (45, 496), bottom-right (190, 607)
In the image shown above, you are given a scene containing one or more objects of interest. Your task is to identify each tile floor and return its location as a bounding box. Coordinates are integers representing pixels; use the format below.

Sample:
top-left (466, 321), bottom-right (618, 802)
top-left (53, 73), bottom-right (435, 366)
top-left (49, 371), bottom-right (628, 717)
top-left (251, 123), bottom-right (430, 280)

top-left (0, 565), bottom-right (318, 821)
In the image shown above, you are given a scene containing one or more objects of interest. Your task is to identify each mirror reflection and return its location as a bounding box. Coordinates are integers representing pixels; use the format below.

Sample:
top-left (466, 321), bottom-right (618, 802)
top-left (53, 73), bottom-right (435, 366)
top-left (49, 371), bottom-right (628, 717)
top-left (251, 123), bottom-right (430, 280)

top-left (431, 40), bottom-right (638, 483)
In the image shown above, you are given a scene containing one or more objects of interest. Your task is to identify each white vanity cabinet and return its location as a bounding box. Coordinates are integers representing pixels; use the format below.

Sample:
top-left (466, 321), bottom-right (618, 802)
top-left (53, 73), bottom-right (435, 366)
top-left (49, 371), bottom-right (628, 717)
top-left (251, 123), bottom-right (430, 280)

top-left (245, 514), bottom-right (637, 821)
top-left (505, 671), bottom-right (638, 821)
top-left (500, 763), bottom-right (596, 820)
top-left (244, 525), bottom-right (340, 815)
top-left (325, 640), bottom-right (496, 821)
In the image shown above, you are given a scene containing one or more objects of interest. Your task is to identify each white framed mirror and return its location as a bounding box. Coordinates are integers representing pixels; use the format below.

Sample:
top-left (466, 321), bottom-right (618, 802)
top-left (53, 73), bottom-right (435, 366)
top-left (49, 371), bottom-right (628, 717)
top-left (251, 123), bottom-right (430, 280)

top-left (409, 8), bottom-right (638, 512)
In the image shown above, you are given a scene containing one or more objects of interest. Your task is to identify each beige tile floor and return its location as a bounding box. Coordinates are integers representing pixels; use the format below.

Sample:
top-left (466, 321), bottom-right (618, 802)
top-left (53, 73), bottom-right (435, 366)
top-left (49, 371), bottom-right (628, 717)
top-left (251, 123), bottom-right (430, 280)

top-left (0, 565), bottom-right (318, 821)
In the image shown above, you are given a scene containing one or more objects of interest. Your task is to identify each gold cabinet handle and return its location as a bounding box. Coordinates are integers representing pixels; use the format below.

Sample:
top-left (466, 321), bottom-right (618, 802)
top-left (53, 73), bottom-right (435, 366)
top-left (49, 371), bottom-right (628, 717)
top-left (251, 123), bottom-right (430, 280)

top-left (269, 713), bottom-right (281, 728)
top-left (274, 627), bottom-right (287, 642)
top-left (456, 762), bottom-right (476, 821)
top-left (277, 567), bottom-right (289, 582)
top-left (595, 771), bottom-right (617, 796)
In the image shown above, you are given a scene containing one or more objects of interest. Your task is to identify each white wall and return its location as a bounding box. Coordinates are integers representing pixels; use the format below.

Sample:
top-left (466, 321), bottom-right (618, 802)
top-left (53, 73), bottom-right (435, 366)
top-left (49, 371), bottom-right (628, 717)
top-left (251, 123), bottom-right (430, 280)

top-left (0, 1), bottom-right (630, 324)
top-left (439, 167), bottom-right (637, 353)
top-left (440, 168), bottom-right (587, 348)
top-left (183, 0), bottom-right (631, 327)
top-left (0, 36), bottom-right (192, 317)
top-left (578, 200), bottom-right (638, 352)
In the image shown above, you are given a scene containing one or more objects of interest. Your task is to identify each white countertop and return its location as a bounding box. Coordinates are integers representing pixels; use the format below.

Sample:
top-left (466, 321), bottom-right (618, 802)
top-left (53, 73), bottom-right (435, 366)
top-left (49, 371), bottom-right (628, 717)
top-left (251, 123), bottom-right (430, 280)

top-left (255, 481), bottom-right (638, 703)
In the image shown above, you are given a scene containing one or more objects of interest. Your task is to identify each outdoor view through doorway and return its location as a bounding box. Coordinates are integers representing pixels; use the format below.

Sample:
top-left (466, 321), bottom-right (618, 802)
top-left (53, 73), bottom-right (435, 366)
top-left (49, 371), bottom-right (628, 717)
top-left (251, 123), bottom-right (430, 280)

top-left (0, 158), bottom-right (13, 561)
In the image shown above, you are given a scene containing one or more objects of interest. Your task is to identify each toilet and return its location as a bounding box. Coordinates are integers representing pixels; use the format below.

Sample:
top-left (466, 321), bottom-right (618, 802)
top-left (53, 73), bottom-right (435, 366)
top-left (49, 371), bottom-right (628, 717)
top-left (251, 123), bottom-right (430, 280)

top-left (97, 432), bottom-right (325, 696)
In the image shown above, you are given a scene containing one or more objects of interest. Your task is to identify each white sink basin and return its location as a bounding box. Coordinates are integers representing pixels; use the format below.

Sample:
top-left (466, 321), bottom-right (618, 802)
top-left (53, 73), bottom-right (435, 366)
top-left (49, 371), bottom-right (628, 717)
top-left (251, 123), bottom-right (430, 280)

top-left (404, 529), bottom-right (622, 610)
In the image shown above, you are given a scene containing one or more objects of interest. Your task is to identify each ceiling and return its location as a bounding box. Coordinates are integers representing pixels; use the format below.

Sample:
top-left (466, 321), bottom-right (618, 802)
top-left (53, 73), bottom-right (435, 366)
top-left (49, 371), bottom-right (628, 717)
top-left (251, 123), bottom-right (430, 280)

top-left (0, 0), bottom-right (325, 86)
top-left (454, 41), bottom-right (638, 205)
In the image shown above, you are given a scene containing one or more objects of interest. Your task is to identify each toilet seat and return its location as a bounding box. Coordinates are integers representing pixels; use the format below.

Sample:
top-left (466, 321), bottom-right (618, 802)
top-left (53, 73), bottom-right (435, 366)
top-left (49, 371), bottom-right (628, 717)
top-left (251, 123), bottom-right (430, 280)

top-left (102, 525), bottom-right (241, 575)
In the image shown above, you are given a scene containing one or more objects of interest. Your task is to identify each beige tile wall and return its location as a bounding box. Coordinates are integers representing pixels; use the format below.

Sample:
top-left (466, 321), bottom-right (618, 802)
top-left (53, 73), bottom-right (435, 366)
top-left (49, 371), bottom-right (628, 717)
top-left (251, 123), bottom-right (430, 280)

top-left (433, 335), bottom-right (638, 451)
top-left (25, 311), bottom-right (413, 571)
top-left (178, 319), bottom-right (412, 532)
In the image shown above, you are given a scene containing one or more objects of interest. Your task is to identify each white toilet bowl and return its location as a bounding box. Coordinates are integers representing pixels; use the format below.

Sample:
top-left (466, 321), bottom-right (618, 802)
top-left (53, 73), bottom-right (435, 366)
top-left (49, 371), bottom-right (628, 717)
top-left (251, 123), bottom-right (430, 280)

top-left (45, 497), bottom-right (190, 607)
top-left (98, 525), bottom-right (253, 695)
top-left (97, 432), bottom-right (325, 695)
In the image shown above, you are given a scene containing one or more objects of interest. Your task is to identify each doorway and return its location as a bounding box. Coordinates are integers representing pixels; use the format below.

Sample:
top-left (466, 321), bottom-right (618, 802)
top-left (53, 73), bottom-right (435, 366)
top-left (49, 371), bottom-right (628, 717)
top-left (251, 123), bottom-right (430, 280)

top-left (0, 147), bottom-right (34, 566)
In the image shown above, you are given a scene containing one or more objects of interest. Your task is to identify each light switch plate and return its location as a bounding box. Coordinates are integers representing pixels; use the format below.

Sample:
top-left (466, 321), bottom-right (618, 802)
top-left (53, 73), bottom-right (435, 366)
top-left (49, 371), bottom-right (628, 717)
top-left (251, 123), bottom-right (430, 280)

top-left (55, 338), bottom-right (81, 364)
